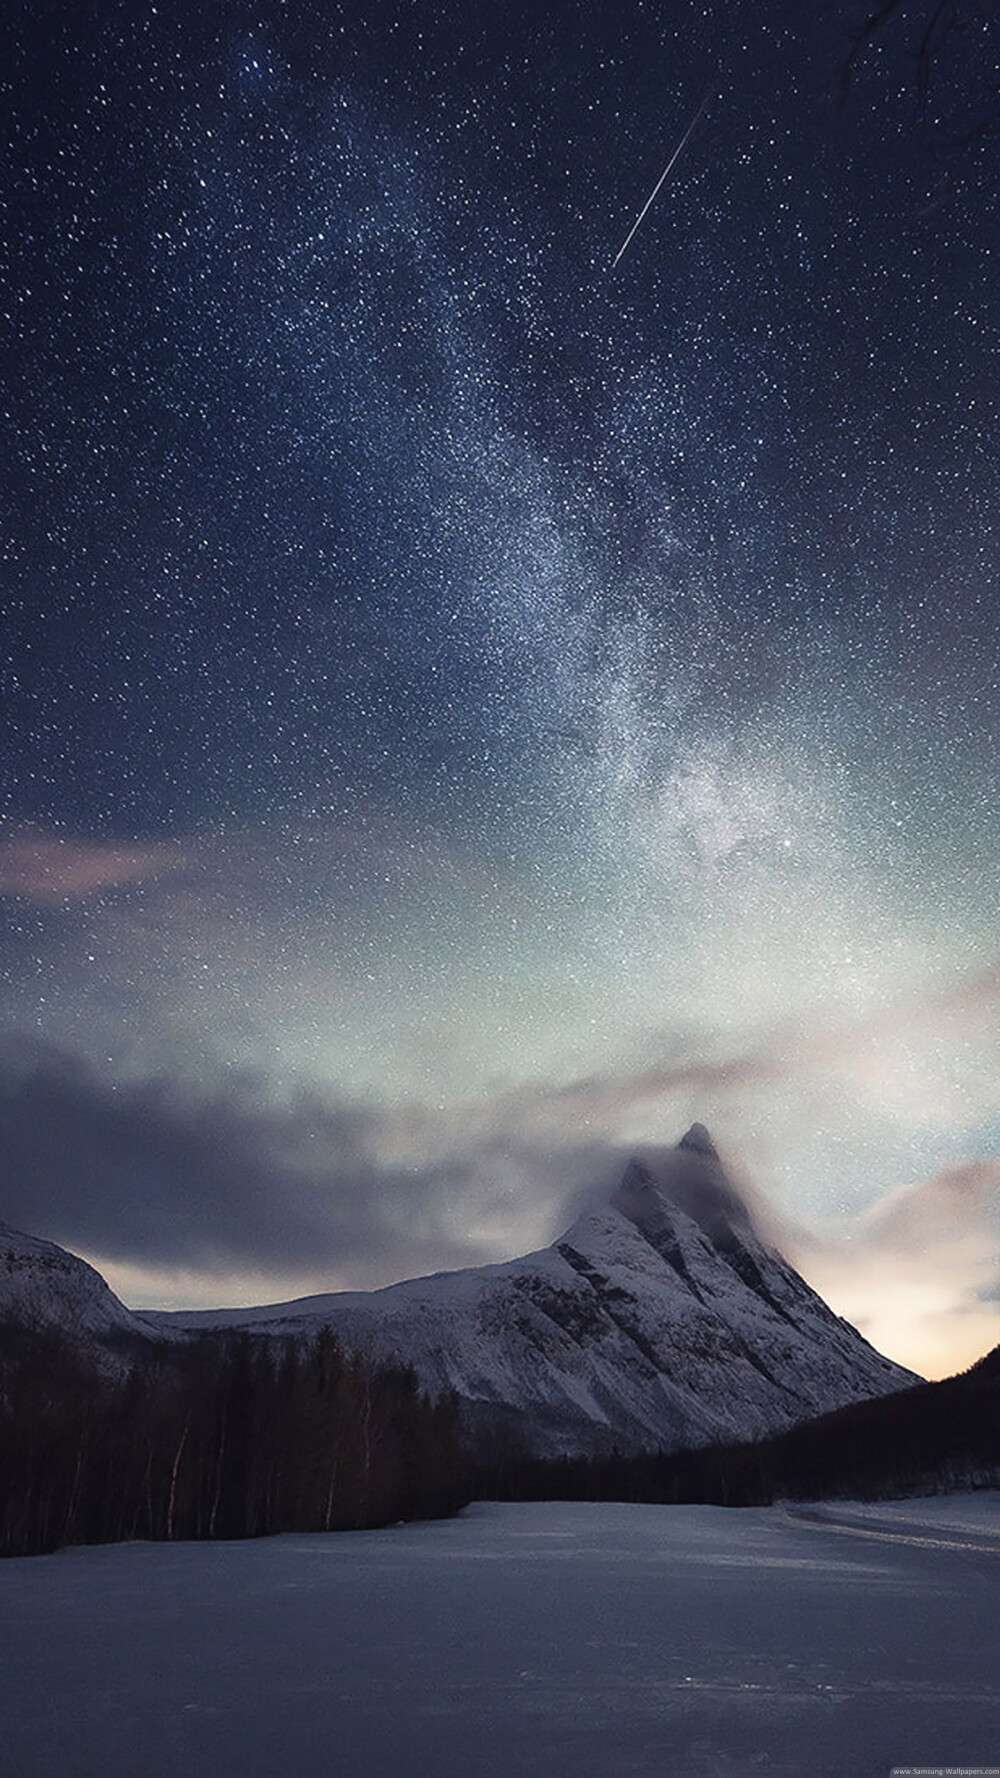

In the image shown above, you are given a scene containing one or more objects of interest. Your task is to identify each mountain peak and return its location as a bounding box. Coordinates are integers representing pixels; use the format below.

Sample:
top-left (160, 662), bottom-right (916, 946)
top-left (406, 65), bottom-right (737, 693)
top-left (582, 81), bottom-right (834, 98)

top-left (10, 1164), bottom-right (916, 1464)
top-left (677, 1122), bottom-right (719, 1159)
top-left (611, 1129), bottom-right (755, 1252)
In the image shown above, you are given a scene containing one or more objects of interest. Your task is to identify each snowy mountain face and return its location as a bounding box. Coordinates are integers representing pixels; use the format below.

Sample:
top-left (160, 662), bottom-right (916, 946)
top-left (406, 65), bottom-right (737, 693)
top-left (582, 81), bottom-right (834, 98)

top-left (141, 1127), bottom-right (918, 1459)
top-left (0, 1222), bottom-right (163, 1372)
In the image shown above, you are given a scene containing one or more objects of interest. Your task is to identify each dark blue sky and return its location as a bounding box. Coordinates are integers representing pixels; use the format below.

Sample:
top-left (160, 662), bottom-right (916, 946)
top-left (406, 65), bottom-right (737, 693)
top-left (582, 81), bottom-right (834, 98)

top-left (2, 0), bottom-right (999, 1373)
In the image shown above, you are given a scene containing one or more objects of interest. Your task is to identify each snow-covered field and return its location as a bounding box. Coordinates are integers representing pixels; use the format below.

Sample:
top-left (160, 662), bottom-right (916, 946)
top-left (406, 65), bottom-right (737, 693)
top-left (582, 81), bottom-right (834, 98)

top-left (1, 1496), bottom-right (999, 1778)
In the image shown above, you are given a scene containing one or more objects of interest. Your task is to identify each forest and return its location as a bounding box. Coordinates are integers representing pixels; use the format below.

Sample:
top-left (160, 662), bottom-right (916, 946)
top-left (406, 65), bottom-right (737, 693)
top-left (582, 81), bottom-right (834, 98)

top-left (482, 1343), bottom-right (1000, 1510)
top-left (0, 1324), bottom-right (471, 1558)
top-left (5, 1319), bottom-right (999, 1559)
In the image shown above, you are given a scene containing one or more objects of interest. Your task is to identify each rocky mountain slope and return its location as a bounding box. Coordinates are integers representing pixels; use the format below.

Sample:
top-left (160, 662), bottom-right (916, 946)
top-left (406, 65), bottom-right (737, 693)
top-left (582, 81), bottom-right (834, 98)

top-left (142, 1125), bottom-right (919, 1458)
top-left (0, 1221), bottom-right (165, 1369)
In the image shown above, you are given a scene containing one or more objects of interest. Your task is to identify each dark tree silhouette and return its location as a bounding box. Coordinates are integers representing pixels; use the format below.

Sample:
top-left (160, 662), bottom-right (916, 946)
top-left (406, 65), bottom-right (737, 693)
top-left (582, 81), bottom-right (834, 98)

top-left (0, 1324), bottom-right (471, 1559)
top-left (482, 1341), bottom-right (1000, 1510)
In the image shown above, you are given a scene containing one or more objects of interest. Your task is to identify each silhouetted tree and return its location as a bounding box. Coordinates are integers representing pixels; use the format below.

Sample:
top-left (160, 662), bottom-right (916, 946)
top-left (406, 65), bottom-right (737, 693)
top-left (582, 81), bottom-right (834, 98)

top-left (0, 1323), bottom-right (470, 1559)
top-left (481, 1345), bottom-right (1000, 1510)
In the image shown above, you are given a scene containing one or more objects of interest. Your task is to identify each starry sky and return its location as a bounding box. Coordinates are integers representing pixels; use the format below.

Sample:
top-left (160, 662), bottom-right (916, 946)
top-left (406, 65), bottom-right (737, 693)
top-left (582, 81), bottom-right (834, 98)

top-left (3, 0), bottom-right (999, 1377)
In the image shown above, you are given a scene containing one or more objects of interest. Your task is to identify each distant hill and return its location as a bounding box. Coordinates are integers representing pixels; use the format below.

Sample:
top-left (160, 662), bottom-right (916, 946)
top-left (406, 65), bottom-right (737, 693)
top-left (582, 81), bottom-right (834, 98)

top-left (738, 1343), bottom-right (1000, 1501)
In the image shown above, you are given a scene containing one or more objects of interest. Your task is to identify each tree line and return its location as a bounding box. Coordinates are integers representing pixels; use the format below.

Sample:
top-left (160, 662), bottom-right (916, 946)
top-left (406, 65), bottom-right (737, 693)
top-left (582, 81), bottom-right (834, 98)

top-left (0, 1324), bottom-right (471, 1558)
top-left (482, 1343), bottom-right (1000, 1510)
top-left (7, 1320), bottom-right (996, 1557)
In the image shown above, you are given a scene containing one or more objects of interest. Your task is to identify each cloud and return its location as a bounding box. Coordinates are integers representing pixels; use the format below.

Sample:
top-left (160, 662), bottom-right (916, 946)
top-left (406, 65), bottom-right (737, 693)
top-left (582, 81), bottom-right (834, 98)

top-left (0, 831), bottom-right (186, 903)
top-left (1, 1021), bottom-right (998, 1382)
top-left (783, 1160), bottom-right (1000, 1381)
top-left (0, 1038), bottom-right (617, 1295)
top-left (8, 814), bottom-right (1000, 1164)
top-left (512, 957), bottom-right (1000, 1153)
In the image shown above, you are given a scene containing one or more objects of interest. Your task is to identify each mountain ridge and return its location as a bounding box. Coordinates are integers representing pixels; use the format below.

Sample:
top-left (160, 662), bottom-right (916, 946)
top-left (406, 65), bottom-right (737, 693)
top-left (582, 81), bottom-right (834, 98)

top-left (0, 1127), bottom-right (920, 1457)
top-left (0, 1218), bottom-right (167, 1368)
top-left (135, 1126), bottom-right (919, 1457)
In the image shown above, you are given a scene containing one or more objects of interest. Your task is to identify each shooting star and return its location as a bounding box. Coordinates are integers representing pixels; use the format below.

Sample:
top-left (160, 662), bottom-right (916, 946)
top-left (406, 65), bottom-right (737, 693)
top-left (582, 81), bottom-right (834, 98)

top-left (612, 96), bottom-right (710, 269)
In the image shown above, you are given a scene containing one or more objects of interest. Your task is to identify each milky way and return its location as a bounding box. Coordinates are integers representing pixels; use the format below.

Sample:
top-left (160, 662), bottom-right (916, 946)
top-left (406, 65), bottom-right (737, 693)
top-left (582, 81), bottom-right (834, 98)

top-left (2, 0), bottom-right (999, 1372)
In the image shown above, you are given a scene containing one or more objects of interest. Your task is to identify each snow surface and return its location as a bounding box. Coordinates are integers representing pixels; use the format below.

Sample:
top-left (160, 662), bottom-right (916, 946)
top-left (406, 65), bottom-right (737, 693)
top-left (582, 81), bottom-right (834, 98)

top-left (2, 1495), bottom-right (999, 1778)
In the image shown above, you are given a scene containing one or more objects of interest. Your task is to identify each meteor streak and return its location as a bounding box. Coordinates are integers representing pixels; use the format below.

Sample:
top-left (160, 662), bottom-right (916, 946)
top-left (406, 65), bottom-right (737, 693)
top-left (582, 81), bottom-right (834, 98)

top-left (612, 96), bottom-right (710, 269)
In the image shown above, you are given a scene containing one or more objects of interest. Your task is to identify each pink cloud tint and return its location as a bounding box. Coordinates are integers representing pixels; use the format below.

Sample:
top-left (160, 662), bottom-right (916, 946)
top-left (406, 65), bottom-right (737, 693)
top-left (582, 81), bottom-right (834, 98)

top-left (784, 1160), bottom-right (1000, 1382)
top-left (0, 832), bottom-right (186, 903)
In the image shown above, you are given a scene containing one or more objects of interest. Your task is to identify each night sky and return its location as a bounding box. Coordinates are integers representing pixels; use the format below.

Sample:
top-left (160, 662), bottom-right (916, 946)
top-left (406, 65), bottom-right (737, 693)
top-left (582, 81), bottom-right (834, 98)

top-left (3, 0), bottom-right (999, 1377)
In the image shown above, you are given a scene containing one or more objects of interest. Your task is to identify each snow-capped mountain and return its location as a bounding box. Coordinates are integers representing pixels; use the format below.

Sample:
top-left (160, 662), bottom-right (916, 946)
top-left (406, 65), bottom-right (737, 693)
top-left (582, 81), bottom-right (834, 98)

top-left (0, 1220), bottom-right (164, 1369)
top-left (142, 1126), bottom-right (918, 1458)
